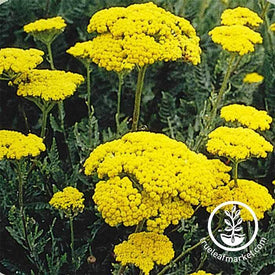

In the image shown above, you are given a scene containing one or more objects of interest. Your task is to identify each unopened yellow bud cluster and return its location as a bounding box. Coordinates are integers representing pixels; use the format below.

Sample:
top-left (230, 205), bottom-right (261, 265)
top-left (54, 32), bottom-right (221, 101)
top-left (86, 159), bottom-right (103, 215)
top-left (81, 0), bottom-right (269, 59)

top-left (0, 130), bottom-right (45, 160)
top-left (0, 48), bottom-right (43, 76)
top-left (270, 23), bottom-right (275, 32)
top-left (114, 232), bottom-right (174, 275)
top-left (49, 186), bottom-right (85, 217)
top-left (68, 2), bottom-right (201, 72)
top-left (14, 69), bottom-right (84, 101)
top-left (209, 7), bottom-right (263, 55)
top-left (85, 132), bottom-right (231, 232)
top-left (243, 72), bottom-right (264, 84)
top-left (206, 179), bottom-right (274, 221)
top-left (221, 104), bottom-right (272, 131)
top-left (190, 271), bottom-right (213, 275)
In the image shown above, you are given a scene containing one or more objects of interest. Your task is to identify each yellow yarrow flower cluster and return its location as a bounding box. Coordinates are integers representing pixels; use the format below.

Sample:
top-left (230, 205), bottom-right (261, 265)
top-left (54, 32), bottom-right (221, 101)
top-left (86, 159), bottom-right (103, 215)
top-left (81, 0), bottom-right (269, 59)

top-left (0, 130), bottom-right (45, 160)
top-left (207, 127), bottom-right (273, 161)
top-left (71, 2), bottom-right (201, 72)
top-left (0, 48), bottom-right (43, 76)
top-left (49, 186), bottom-right (84, 217)
top-left (85, 132), bottom-right (231, 232)
top-left (209, 7), bottom-right (262, 55)
top-left (220, 104), bottom-right (272, 131)
top-left (190, 271), bottom-right (213, 275)
top-left (221, 7), bottom-right (263, 27)
top-left (270, 23), bottom-right (275, 32)
top-left (114, 232), bottom-right (174, 275)
top-left (243, 72), bottom-right (264, 83)
top-left (24, 17), bottom-right (66, 44)
top-left (206, 180), bottom-right (274, 221)
top-left (209, 25), bottom-right (262, 55)
top-left (13, 69), bottom-right (84, 101)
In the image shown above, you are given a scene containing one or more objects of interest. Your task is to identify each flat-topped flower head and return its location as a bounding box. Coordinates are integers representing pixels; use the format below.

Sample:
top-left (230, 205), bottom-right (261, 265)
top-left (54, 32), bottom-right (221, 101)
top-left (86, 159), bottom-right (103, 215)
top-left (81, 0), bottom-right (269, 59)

top-left (84, 2), bottom-right (201, 70)
top-left (0, 48), bottom-right (43, 77)
top-left (270, 23), bottom-right (275, 32)
top-left (114, 232), bottom-right (174, 275)
top-left (24, 16), bottom-right (66, 44)
top-left (209, 25), bottom-right (262, 55)
top-left (220, 104), bottom-right (272, 131)
top-left (0, 130), bottom-right (45, 160)
top-left (13, 69), bottom-right (84, 101)
top-left (230, 179), bottom-right (274, 220)
top-left (190, 271), bottom-right (213, 275)
top-left (49, 186), bottom-right (84, 217)
top-left (207, 126), bottom-right (273, 161)
top-left (221, 7), bottom-right (263, 27)
top-left (243, 72), bottom-right (264, 83)
top-left (84, 131), bottom-right (231, 232)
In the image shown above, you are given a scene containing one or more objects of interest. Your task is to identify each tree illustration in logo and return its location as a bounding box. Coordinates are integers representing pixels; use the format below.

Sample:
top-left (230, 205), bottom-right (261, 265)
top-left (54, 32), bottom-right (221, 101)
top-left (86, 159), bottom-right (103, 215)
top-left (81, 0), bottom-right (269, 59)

top-left (220, 205), bottom-right (246, 247)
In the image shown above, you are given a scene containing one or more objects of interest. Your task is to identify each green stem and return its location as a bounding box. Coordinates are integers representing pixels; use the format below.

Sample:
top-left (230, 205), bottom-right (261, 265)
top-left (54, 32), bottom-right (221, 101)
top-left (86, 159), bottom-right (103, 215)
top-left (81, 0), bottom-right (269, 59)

top-left (86, 64), bottom-right (92, 118)
top-left (131, 66), bottom-right (147, 131)
top-left (46, 42), bottom-right (55, 70)
top-left (40, 101), bottom-right (55, 139)
top-left (118, 265), bottom-right (126, 275)
top-left (116, 73), bottom-right (124, 135)
top-left (69, 217), bottom-right (75, 266)
top-left (233, 161), bottom-right (239, 187)
top-left (135, 219), bottom-right (145, 233)
top-left (194, 54), bottom-right (236, 151)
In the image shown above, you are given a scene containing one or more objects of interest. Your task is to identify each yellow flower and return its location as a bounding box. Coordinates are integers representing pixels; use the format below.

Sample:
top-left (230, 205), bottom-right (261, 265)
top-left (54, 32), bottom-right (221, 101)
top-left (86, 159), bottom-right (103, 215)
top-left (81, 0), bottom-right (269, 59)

top-left (190, 271), bottom-right (213, 275)
top-left (270, 23), bottom-right (275, 32)
top-left (243, 72), bottom-right (264, 83)
top-left (0, 48), bottom-right (43, 76)
top-left (220, 104), bottom-right (272, 131)
top-left (85, 132), bottom-right (231, 232)
top-left (13, 69), bottom-right (84, 101)
top-left (221, 7), bottom-right (263, 27)
top-left (207, 126), bottom-right (273, 161)
top-left (114, 232), bottom-right (174, 275)
top-left (231, 179), bottom-right (274, 220)
top-left (82, 2), bottom-right (201, 71)
top-left (0, 130), bottom-right (45, 160)
top-left (24, 16), bottom-right (66, 43)
top-left (209, 25), bottom-right (262, 55)
top-left (49, 186), bottom-right (84, 217)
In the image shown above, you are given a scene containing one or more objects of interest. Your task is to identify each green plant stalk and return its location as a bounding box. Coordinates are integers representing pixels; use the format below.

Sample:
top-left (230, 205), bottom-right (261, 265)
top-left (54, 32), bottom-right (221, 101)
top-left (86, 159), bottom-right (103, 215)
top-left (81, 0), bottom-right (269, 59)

top-left (261, 2), bottom-right (273, 52)
top-left (40, 101), bottom-right (55, 138)
top-left (131, 66), bottom-right (147, 131)
top-left (69, 217), bottom-right (75, 267)
top-left (46, 42), bottom-right (55, 70)
top-left (194, 54), bottom-right (236, 151)
top-left (116, 73), bottom-right (124, 135)
top-left (86, 64), bottom-right (92, 118)
top-left (232, 161), bottom-right (239, 187)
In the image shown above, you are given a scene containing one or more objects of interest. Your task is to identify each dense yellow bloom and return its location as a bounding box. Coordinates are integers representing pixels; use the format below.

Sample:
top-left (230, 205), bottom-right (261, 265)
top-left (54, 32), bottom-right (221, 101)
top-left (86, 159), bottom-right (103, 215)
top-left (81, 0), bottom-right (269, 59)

top-left (209, 25), bottom-right (262, 55)
top-left (0, 130), bottom-right (45, 160)
top-left (206, 180), bottom-right (274, 221)
top-left (190, 271), bottom-right (213, 275)
top-left (243, 72), bottom-right (264, 83)
top-left (81, 2), bottom-right (201, 71)
top-left (0, 48), bottom-right (43, 76)
top-left (231, 179), bottom-right (274, 220)
top-left (49, 186), bottom-right (84, 217)
top-left (270, 23), bottom-right (275, 32)
top-left (14, 69), bottom-right (84, 101)
top-left (85, 132), bottom-right (231, 232)
top-left (221, 7), bottom-right (263, 27)
top-left (207, 127), bottom-right (273, 161)
top-left (24, 16), bottom-right (66, 33)
top-left (114, 232), bottom-right (174, 275)
top-left (220, 104), bottom-right (272, 131)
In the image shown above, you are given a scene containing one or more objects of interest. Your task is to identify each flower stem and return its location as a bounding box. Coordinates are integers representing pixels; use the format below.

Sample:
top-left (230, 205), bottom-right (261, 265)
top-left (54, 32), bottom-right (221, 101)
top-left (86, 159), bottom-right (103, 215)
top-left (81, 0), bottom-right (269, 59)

top-left (118, 265), bottom-right (126, 275)
top-left (116, 73), bottom-right (124, 135)
top-left (69, 216), bottom-right (75, 266)
top-left (86, 64), bottom-right (92, 118)
top-left (131, 66), bottom-right (147, 131)
top-left (46, 42), bottom-right (55, 70)
top-left (232, 161), bottom-right (239, 187)
top-left (194, 54), bottom-right (236, 151)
